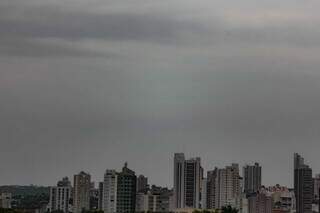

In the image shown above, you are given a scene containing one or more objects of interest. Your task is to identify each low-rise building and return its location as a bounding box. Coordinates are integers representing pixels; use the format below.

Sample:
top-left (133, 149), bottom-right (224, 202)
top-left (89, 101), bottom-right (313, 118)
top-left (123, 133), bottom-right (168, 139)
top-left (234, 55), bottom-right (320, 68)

top-left (0, 192), bottom-right (12, 209)
top-left (248, 188), bottom-right (273, 213)
top-left (136, 185), bottom-right (173, 212)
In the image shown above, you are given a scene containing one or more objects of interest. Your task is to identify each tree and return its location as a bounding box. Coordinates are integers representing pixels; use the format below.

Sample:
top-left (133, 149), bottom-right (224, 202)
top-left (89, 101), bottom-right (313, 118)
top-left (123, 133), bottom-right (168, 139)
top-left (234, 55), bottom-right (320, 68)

top-left (221, 205), bottom-right (238, 213)
top-left (0, 208), bottom-right (24, 213)
top-left (51, 210), bottom-right (64, 213)
top-left (82, 210), bottom-right (104, 213)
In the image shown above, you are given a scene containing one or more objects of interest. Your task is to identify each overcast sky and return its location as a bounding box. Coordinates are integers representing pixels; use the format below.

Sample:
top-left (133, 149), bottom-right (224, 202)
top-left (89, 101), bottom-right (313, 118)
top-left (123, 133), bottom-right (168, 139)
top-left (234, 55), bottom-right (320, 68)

top-left (1, 0), bottom-right (320, 188)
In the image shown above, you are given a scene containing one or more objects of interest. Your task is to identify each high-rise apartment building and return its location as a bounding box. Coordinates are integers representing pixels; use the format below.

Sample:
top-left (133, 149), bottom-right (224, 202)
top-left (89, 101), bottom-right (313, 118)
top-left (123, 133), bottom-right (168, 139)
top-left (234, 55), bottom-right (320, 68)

top-left (73, 171), bottom-right (91, 213)
top-left (243, 163), bottom-right (262, 196)
top-left (103, 170), bottom-right (118, 213)
top-left (174, 153), bottom-right (185, 209)
top-left (116, 163), bottom-right (137, 213)
top-left (294, 153), bottom-right (313, 213)
top-left (207, 164), bottom-right (241, 209)
top-left (49, 177), bottom-right (72, 213)
top-left (173, 153), bottom-right (202, 209)
top-left (89, 183), bottom-right (99, 210)
top-left (207, 169), bottom-right (218, 209)
top-left (185, 157), bottom-right (202, 208)
top-left (313, 174), bottom-right (320, 201)
top-left (137, 175), bottom-right (148, 192)
top-left (102, 163), bottom-right (137, 213)
top-left (98, 182), bottom-right (104, 211)
top-left (201, 178), bottom-right (207, 209)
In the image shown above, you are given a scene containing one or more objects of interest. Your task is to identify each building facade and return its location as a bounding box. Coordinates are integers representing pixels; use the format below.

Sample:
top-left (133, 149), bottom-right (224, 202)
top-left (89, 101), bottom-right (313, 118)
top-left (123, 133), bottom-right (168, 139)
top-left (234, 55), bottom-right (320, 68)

top-left (73, 171), bottom-right (91, 213)
top-left (102, 163), bottom-right (137, 213)
top-left (248, 190), bottom-right (272, 213)
top-left (103, 170), bottom-right (118, 213)
top-left (0, 193), bottom-right (12, 209)
top-left (137, 175), bottom-right (148, 193)
top-left (267, 185), bottom-right (295, 212)
top-left (201, 178), bottom-right (207, 209)
top-left (89, 183), bottom-right (99, 210)
top-left (173, 153), bottom-right (202, 209)
top-left (49, 177), bottom-right (72, 213)
top-left (243, 163), bottom-right (262, 196)
top-left (116, 163), bottom-right (137, 213)
top-left (313, 174), bottom-right (320, 201)
top-left (294, 153), bottom-right (313, 213)
top-left (207, 164), bottom-right (241, 209)
top-left (98, 182), bottom-right (104, 211)
top-left (174, 153), bottom-right (186, 209)
top-left (136, 186), bottom-right (173, 213)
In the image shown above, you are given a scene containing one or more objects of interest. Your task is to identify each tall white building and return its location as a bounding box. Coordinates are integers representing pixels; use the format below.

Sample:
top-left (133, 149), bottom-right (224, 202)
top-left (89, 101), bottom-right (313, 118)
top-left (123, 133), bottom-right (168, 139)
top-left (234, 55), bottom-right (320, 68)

top-left (49, 177), bottom-right (72, 213)
top-left (226, 164), bottom-right (241, 204)
top-left (207, 164), bottom-right (241, 209)
top-left (173, 153), bottom-right (202, 209)
top-left (73, 171), bottom-right (91, 213)
top-left (103, 170), bottom-right (118, 213)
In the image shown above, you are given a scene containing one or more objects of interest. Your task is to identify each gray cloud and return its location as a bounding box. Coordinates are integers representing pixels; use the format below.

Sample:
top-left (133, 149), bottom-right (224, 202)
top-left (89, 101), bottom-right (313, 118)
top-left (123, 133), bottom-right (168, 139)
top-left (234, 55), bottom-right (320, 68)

top-left (0, 37), bottom-right (111, 57)
top-left (1, 0), bottom-right (320, 187)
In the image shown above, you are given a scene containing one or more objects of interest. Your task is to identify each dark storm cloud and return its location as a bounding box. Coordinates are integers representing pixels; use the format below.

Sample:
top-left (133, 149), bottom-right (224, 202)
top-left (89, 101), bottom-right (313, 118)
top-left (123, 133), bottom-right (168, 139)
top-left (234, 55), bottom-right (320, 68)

top-left (0, 0), bottom-right (210, 57)
top-left (0, 10), bottom-right (186, 42)
top-left (0, 1), bottom-right (211, 49)
top-left (1, 0), bottom-right (320, 187)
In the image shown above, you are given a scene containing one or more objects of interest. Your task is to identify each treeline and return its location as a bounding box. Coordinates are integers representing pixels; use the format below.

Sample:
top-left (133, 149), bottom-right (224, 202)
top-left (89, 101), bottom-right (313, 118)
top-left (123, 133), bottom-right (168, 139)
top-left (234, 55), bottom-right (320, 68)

top-left (0, 209), bottom-right (20, 213)
top-left (11, 194), bottom-right (49, 210)
top-left (0, 185), bottom-right (49, 209)
top-left (0, 205), bottom-right (238, 213)
top-left (193, 206), bottom-right (239, 213)
top-left (0, 186), bottom-right (49, 197)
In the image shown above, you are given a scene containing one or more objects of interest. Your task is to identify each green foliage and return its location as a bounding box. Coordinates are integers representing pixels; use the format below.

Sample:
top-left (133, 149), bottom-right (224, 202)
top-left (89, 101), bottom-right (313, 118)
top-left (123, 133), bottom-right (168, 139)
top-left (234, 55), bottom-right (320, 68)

top-left (0, 186), bottom-right (49, 197)
top-left (221, 205), bottom-right (238, 213)
top-left (0, 208), bottom-right (21, 213)
top-left (82, 210), bottom-right (104, 213)
top-left (192, 210), bottom-right (219, 213)
top-left (50, 210), bottom-right (64, 213)
top-left (14, 193), bottom-right (49, 209)
top-left (1, 185), bottom-right (50, 210)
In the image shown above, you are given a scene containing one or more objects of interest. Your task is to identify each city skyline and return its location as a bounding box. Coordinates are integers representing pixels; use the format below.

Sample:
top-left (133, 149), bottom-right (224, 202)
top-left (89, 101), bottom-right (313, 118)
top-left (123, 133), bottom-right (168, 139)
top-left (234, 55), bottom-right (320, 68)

top-left (0, 152), bottom-right (316, 190)
top-left (1, 153), bottom-right (312, 213)
top-left (45, 152), bottom-right (305, 212)
top-left (2, 0), bottom-right (320, 189)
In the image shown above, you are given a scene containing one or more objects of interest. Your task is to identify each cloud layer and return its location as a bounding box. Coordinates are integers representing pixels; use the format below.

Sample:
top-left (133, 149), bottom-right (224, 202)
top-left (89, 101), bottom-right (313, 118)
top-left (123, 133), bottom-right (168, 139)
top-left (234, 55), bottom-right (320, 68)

top-left (1, 0), bottom-right (320, 187)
